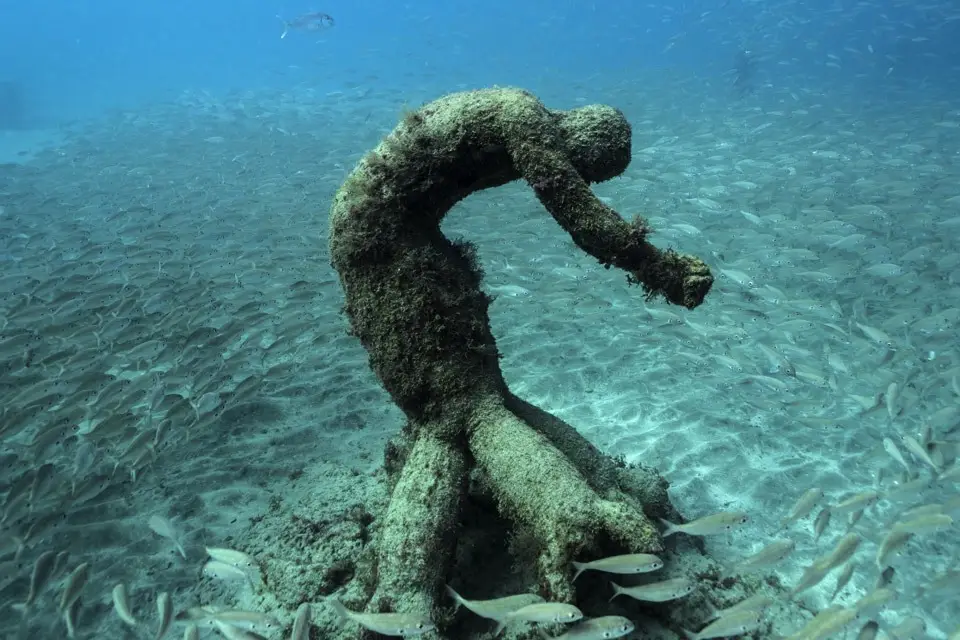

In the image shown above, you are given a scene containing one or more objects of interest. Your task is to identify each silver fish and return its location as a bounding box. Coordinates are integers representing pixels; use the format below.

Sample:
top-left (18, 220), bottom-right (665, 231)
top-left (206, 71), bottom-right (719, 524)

top-left (876, 529), bottom-right (912, 569)
top-left (571, 553), bottom-right (663, 581)
top-left (831, 491), bottom-right (880, 515)
top-left (891, 513), bottom-right (953, 535)
top-left (790, 607), bottom-right (860, 639)
top-left (278, 12), bottom-right (334, 39)
top-left (709, 593), bottom-right (773, 620)
top-left (112, 583), bottom-right (138, 627)
top-left (59, 562), bottom-right (90, 613)
top-left (328, 599), bottom-right (434, 636)
top-left (208, 610), bottom-right (281, 634)
top-left (728, 539), bottom-right (795, 574)
top-left (155, 592), bottom-right (173, 640)
top-left (544, 615), bottom-right (635, 639)
top-left (830, 562), bottom-right (856, 601)
top-left (781, 488), bottom-right (824, 527)
top-left (684, 609), bottom-right (764, 640)
top-left (503, 602), bottom-right (583, 626)
top-left (148, 515), bottom-right (186, 559)
top-left (213, 620), bottom-right (267, 640)
top-left (889, 616), bottom-right (926, 639)
top-left (206, 546), bottom-right (259, 573)
top-left (290, 603), bottom-right (311, 640)
top-left (823, 533), bottom-right (861, 570)
top-left (660, 512), bottom-right (749, 536)
top-left (446, 584), bottom-right (543, 621)
top-left (202, 559), bottom-right (252, 584)
top-left (17, 549), bottom-right (57, 613)
top-left (64, 596), bottom-right (81, 639)
top-left (610, 578), bottom-right (695, 602)
top-left (854, 588), bottom-right (898, 616)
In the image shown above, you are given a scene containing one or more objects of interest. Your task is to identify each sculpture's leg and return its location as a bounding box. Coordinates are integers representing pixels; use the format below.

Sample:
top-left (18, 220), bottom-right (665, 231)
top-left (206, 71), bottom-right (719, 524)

top-left (503, 393), bottom-right (672, 511)
top-left (467, 398), bottom-right (662, 602)
top-left (365, 430), bottom-right (467, 619)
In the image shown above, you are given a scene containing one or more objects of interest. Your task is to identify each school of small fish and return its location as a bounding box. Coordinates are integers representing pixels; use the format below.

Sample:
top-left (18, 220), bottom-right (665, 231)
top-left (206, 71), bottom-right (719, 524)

top-left (2, 0), bottom-right (960, 637)
top-left (0, 95), bottom-right (350, 634)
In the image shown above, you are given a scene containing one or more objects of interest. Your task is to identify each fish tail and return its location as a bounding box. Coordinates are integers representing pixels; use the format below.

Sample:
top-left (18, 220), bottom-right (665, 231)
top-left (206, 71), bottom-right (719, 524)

top-left (608, 582), bottom-right (623, 602)
top-left (444, 584), bottom-right (464, 612)
top-left (704, 605), bottom-right (720, 622)
top-left (658, 517), bottom-right (680, 537)
top-left (570, 561), bottom-right (585, 582)
top-left (327, 599), bottom-right (350, 622)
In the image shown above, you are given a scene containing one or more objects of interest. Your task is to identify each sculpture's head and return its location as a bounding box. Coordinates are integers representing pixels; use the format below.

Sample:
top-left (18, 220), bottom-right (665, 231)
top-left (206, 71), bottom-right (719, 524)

top-left (555, 104), bottom-right (632, 184)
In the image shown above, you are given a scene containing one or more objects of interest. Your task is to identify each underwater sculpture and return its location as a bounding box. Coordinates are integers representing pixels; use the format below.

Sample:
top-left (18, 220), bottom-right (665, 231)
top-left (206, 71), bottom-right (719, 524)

top-left (328, 87), bottom-right (713, 632)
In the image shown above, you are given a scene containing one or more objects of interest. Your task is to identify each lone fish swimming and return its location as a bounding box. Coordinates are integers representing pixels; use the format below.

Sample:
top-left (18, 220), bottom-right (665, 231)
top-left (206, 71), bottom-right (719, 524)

top-left (278, 12), bottom-right (335, 39)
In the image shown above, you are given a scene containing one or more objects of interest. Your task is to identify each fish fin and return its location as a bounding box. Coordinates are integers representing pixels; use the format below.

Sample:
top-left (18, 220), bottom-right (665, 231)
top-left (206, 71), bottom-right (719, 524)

top-left (658, 517), bottom-right (680, 537)
top-left (444, 584), bottom-right (463, 612)
top-left (492, 621), bottom-right (505, 637)
top-left (682, 628), bottom-right (699, 640)
top-left (276, 15), bottom-right (289, 39)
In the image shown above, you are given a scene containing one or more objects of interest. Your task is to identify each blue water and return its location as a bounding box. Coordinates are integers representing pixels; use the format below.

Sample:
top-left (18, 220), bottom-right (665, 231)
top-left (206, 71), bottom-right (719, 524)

top-left (4, 0), bottom-right (959, 125)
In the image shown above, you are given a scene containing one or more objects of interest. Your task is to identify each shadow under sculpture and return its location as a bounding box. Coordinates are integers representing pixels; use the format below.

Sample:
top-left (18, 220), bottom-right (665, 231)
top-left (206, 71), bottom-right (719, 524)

top-left (328, 87), bottom-right (714, 630)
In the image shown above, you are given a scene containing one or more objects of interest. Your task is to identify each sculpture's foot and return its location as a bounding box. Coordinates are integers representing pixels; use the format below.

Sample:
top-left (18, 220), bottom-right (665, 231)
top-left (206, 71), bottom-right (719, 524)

top-left (467, 398), bottom-right (662, 602)
top-left (362, 431), bottom-right (466, 627)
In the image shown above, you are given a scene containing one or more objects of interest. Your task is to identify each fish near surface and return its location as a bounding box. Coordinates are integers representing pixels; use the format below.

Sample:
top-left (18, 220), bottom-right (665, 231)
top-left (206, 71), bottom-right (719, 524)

top-left (278, 12), bottom-right (334, 39)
